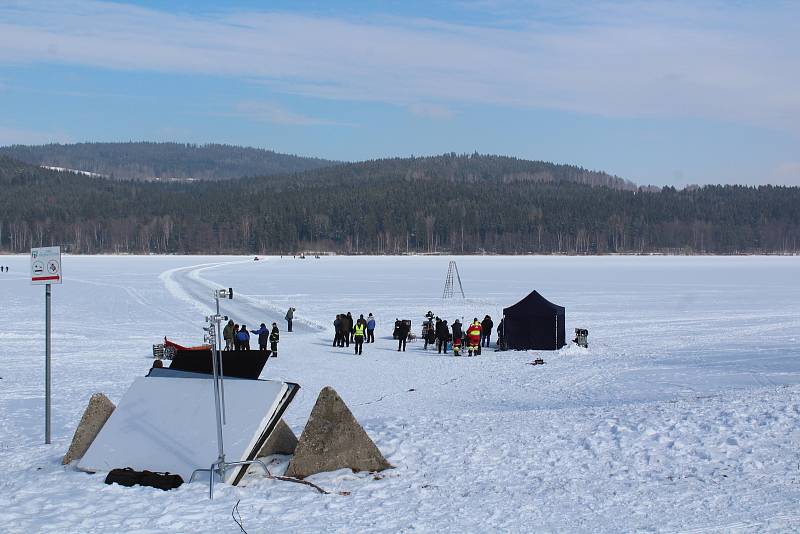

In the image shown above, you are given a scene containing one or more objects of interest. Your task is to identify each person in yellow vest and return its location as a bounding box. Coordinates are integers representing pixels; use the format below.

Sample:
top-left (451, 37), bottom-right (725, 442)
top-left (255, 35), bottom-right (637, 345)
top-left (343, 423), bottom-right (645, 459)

top-left (353, 320), bottom-right (366, 355)
top-left (467, 319), bottom-right (483, 356)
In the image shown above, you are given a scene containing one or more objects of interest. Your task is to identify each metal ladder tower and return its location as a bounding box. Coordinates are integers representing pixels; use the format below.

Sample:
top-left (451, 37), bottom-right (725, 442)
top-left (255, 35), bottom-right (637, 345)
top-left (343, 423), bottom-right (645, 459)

top-left (442, 261), bottom-right (465, 299)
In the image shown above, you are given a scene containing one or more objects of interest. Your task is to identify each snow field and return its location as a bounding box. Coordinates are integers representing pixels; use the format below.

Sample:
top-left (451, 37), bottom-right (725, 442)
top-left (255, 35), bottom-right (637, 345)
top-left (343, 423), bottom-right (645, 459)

top-left (1, 254), bottom-right (799, 532)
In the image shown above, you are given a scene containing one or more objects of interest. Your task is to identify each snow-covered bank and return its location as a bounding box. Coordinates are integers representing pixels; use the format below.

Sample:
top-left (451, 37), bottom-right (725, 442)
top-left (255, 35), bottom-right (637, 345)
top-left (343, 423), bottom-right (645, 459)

top-left (1, 255), bottom-right (799, 532)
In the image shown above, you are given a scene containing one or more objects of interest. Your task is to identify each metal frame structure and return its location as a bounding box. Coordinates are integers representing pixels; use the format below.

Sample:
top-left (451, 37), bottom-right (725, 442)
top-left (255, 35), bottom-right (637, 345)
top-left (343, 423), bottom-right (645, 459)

top-left (189, 287), bottom-right (272, 499)
top-left (442, 260), bottom-right (465, 299)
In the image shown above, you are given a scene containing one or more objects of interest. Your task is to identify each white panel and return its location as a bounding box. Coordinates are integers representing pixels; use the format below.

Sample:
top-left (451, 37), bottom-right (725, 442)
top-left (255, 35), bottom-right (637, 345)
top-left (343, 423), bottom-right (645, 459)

top-left (78, 377), bottom-right (288, 483)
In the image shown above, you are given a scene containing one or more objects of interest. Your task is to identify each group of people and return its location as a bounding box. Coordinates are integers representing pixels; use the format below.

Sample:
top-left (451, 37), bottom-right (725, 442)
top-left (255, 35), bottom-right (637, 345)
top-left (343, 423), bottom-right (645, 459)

top-left (222, 320), bottom-right (280, 357)
top-left (422, 312), bottom-right (503, 356)
top-left (333, 312), bottom-right (376, 355)
top-left (0, 266), bottom-right (8, 272)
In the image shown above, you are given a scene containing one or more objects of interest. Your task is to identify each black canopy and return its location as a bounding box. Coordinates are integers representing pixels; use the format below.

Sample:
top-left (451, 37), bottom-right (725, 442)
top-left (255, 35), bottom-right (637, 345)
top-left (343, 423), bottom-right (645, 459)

top-left (502, 291), bottom-right (565, 350)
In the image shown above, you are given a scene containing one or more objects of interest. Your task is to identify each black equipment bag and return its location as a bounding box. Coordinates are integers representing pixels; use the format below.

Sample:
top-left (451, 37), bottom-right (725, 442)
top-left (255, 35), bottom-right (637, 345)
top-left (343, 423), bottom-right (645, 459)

top-left (140, 470), bottom-right (184, 490)
top-left (104, 468), bottom-right (184, 491)
top-left (104, 467), bottom-right (142, 487)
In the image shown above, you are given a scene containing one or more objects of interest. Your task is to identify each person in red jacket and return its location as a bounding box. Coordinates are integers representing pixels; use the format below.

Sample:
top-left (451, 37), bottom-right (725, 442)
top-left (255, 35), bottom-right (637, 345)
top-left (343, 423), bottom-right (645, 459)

top-left (467, 318), bottom-right (482, 356)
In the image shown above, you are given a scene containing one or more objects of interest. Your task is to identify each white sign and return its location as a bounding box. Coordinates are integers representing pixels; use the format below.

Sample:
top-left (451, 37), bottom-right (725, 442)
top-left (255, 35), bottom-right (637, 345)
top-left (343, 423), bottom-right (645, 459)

top-left (31, 246), bottom-right (62, 285)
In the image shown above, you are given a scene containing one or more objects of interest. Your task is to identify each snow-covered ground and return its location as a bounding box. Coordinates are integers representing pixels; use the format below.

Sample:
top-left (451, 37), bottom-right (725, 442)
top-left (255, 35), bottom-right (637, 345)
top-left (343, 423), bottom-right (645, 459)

top-left (1, 255), bottom-right (799, 533)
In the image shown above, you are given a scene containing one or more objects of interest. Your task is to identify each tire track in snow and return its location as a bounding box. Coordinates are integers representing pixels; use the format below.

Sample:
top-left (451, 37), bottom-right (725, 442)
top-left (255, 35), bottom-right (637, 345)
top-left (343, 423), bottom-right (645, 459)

top-left (160, 260), bottom-right (324, 332)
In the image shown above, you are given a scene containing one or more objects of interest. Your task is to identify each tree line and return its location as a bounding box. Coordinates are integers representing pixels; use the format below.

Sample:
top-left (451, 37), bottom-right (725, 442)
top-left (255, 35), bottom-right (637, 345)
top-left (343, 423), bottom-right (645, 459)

top-left (1, 154), bottom-right (798, 255)
top-left (0, 141), bottom-right (335, 181)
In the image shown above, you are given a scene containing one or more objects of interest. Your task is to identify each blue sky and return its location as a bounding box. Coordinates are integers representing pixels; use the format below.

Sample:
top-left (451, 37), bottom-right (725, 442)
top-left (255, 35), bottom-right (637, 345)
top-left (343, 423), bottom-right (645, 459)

top-left (0, 0), bottom-right (798, 186)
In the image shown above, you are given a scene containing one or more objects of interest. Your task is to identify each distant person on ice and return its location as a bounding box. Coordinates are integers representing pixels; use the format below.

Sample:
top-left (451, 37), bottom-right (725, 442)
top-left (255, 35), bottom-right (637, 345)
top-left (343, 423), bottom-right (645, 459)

top-left (397, 320), bottom-right (410, 352)
top-left (236, 325), bottom-right (251, 350)
top-left (451, 319), bottom-right (463, 346)
top-left (366, 313), bottom-right (376, 343)
top-left (233, 324), bottom-right (241, 350)
top-left (497, 318), bottom-right (505, 350)
top-left (223, 319), bottom-right (235, 350)
top-left (333, 314), bottom-right (342, 347)
top-left (342, 313), bottom-right (352, 347)
top-left (467, 319), bottom-right (482, 356)
top-left (269, 323), bottom-right (280, 357)
top-left (250, 323), bottom-right (269, 352)
top-left (436, 319), bottom-right (450, 354)
top-left (285, 307), bottom-right (295, 332)
top-left (481, 315), bottom-right (494, 348)
top-left (353, 319), bottom-right (366, 355)
top-left (423, 316), bottom-right (435, 350)
top-left (346, 312), bottom-right (355, 343)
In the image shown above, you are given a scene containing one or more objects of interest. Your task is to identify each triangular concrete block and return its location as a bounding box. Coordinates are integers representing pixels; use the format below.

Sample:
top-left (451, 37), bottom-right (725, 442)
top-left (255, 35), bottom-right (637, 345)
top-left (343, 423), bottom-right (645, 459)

top-left (257, 419), bottom-right (298, 457)
top-left (62, 393), bottom-right (115, 465)
top-left (285, 386), bottom-right (391, 479)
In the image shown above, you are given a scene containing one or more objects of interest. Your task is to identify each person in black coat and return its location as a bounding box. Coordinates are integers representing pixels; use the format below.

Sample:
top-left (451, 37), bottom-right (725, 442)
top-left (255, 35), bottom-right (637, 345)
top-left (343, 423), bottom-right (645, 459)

top-left (481, 315), bottom-right (494, 347)
top-left (397, 320), bottom-right (410, 352)
top-left (451, 319), bottom-right (463, 344)
top-left (436, 319), bottom-right (450, 354)
top-left (269, 323), bottom-right (280, 357)
top-left (333, 315), bottom-right (342, 347)
top-left (343, 312), bottom-right (353, 347)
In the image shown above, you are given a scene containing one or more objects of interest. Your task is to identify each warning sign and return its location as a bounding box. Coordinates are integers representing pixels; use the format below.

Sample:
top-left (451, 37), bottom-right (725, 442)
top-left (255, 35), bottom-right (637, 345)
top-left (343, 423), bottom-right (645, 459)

top-left (31, 246), bottom-right (62, 285)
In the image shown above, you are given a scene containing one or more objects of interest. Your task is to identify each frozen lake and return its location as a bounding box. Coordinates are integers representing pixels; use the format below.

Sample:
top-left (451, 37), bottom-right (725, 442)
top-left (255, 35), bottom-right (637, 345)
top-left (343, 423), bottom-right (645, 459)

top-left (1, 255), bottom-right (799, 532)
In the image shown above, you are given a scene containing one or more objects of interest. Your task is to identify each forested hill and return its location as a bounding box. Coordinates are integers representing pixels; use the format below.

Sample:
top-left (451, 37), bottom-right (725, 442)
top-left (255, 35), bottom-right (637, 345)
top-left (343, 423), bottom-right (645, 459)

top-left (1, 155), bottom-right (798, 255)
top-left (0, 142), bottom-right (336, 181)
top-left (246, 153), bottom-right (637, 191)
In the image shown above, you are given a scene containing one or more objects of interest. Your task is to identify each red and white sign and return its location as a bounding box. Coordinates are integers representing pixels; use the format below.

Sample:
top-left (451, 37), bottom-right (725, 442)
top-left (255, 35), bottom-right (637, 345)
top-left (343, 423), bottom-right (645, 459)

top-left (31, 246), bottom-right (62, 285)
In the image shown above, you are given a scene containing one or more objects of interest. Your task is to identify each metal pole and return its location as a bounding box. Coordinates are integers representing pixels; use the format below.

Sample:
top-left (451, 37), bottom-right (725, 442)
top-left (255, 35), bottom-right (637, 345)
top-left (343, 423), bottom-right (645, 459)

top-left (210, 324), bottom-right (225, 469)
top-left (216, 296), bottom-right (226, 424)
top-left (45, 283), bottom-right (51, 444)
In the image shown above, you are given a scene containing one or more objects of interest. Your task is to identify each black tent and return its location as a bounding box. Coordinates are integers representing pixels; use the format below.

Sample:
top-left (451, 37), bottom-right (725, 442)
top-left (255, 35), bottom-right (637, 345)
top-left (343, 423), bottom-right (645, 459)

top-left (502, 291), bottom-right (566, 350)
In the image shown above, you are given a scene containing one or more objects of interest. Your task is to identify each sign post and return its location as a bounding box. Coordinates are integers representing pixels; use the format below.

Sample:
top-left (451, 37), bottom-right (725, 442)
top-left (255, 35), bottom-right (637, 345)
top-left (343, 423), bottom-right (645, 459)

top-left (31, 246), bottom-right (62, 444)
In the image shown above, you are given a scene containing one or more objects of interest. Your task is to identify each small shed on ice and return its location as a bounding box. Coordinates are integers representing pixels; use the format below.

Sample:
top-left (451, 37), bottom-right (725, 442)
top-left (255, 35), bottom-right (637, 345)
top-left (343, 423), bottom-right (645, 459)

top-left (502, 291), bottom-right (566, 350)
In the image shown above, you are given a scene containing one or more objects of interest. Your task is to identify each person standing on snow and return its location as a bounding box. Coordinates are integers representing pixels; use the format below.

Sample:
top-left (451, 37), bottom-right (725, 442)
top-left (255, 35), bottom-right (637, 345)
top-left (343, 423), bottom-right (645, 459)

top-left (333, 315), bottom-right (342, 347)
top-left (423, 316), bottom-right (435, 350)
top-left (353, 320), bottom-right (366, 355)
top-left (366, 313), bottom-right (376, 343)
top-left (467, 318), bottom-right (482, 356)
top-left (497, 318), bottom-right (505, 350)
top-left (223, 319), bottom-right (235, 350)
top-left (269, 323), bottom-right (280, 357)
top-left (397, 320), bottom-right (410, 352)
top-left (250, 323), bottom-right (270, 352)
top-left (233, 324), bottom-right (241, 351)
top-left (451, 319), bottom-right (463, 346)
top-left (481, 315), bottom-right (494, 348)
top-left (285, 307), bottom-right (295, 332)
top-left (343, 312), bottom-right (353, 347)
top-left (237, 325), bottom-right (251, 351)
top-left (436, 319), bottom-right (450, 354)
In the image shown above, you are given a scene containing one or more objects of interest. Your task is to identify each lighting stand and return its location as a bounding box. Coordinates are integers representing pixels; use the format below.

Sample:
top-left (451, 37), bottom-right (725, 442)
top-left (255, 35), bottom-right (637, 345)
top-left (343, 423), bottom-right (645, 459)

top-left (189, 288), bottom-right (271, 499)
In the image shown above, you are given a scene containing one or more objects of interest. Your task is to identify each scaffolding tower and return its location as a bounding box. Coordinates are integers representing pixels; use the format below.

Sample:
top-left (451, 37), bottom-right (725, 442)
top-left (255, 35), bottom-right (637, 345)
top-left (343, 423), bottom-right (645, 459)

top-left (442, 261), bottom-right (465, 299)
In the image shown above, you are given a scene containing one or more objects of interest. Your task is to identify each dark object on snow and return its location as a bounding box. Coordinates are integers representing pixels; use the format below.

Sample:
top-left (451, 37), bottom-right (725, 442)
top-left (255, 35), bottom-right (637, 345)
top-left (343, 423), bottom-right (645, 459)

top-left (105, 467), bottom-right (183, 490)
top-left (502, 291), bottom-right (566, 350)
top-left (574, 328), bottom-right (589, 348)
top-left (393, 319), bottom-right (411, 339)
top-left (104, 468), bottom-right (140, 487)
top-left (529, 358), bottom-right (546, 366)
top-left (168, 348), bottom-right (269, 379)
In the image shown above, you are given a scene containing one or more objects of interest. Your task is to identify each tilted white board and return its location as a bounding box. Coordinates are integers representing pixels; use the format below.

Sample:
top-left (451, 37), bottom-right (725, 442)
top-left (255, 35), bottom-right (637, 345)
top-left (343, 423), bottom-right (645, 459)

top-left (78, 376), bottom-right (294, 484)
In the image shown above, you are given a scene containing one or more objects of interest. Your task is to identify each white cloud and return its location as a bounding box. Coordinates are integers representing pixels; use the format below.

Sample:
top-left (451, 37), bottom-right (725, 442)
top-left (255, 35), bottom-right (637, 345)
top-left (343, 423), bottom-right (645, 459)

top-left (0, 1), bottom-right (798, 132)
top-left (232, 101), bottom-right (346, 126)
